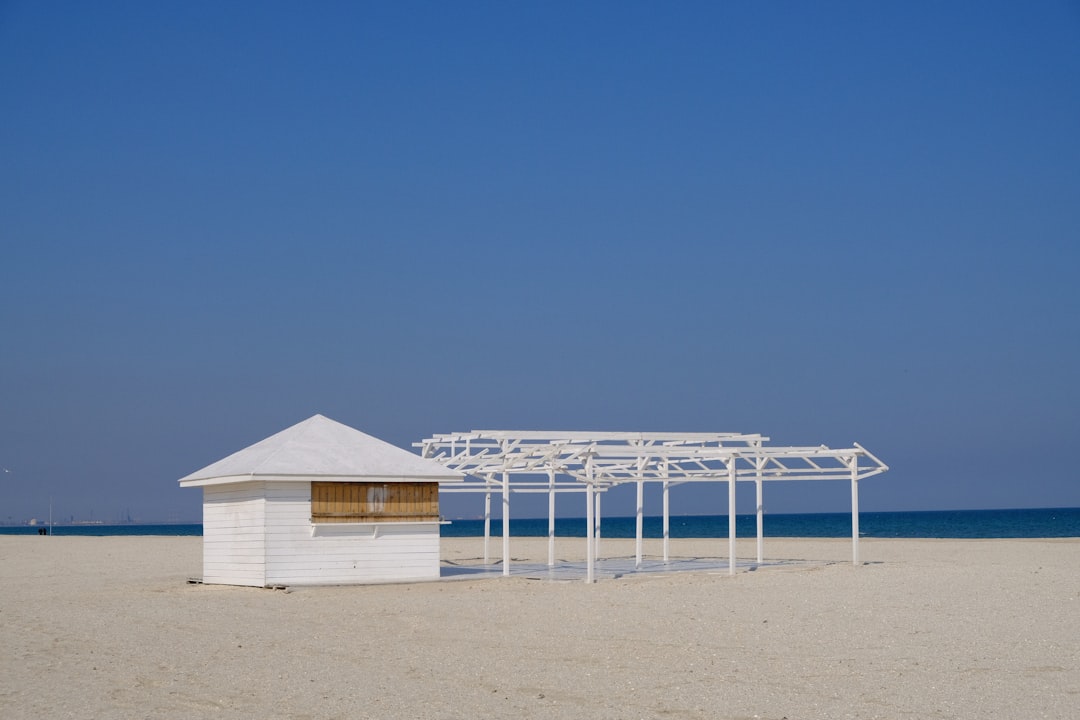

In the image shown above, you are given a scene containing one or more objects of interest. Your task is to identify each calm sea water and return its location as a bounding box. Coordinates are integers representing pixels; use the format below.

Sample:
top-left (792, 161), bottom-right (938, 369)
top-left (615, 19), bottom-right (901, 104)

top-left (2, 507), bottom-right (1078, 538)
top-left (0, 523), bottom-right (204, 537)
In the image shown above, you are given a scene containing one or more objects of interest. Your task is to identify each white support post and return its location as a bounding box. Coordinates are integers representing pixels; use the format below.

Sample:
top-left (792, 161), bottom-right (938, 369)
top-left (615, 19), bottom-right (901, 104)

top-left (728, 457), bottom-right (737, 576)
top-left (755, 457), bottom-right (764, 565)
top-left (411, 432), bottom-right (887, 580)
top-left (502, 471), bottom-right (510, 577)
top-left (851, 459), bottom-right (860, 566)
top-left (594, 491), bottom-right (602, 560)
top-left (662, 480), bottom-right (670, 563)
top-left (585, 484), bottom-right (595, 584)
top-left (547, 468), bottom-right (556, 567)
top-left (484, 490), bottom-right (491, 565)
top-left (635, 480), bottom-right (644, 569)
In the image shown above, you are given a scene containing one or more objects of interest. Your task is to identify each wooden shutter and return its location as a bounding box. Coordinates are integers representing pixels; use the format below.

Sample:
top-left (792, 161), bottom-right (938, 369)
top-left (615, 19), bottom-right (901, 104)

top-left (311, 482), bottom-right (439, 523)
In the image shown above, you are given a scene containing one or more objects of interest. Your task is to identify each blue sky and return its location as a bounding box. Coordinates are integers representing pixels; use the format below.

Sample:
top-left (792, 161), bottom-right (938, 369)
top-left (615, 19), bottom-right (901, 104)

top-left (2, 2), bottom-right (1078, 522)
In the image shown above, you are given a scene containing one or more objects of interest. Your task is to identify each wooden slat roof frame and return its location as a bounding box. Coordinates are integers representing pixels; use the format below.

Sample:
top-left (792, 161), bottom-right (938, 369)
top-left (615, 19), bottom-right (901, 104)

top-left (415, 430), bottom-right (888, 582)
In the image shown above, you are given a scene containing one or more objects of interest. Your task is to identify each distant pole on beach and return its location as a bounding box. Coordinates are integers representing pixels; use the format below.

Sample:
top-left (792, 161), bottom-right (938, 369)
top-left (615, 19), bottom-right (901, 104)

top-left (1, 468), bottom-right (9, 528)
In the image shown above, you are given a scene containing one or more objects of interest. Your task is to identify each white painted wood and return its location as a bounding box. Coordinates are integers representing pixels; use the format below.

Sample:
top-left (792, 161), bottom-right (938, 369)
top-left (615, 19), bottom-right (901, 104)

top-left (484, 490), bottom-right (491, 565)
top-left (202, 483), bottom-right (266, 587)
top-left (585, 483), bottom-right (595, 584)
top-left (728, 459), bottom-right (736, 577)
top-left (756, 456), bottom-right (764, 565)
top-left (263, 482), bottom-right (441, 586)
top-left (181, 417), bottom-right (465, 586)
top-left (663, 479), bottom-right (670, 563)
top-left (547, 468), bottom-right (555, 568)
top-left (635, 480), bottom-right (644, 569)
top-left (851, 459), bottom-right (860, 566)
top-left (585, 455), bottom-right (595, 584)
top-left (181, 414), bottom-right (463, 487)
top-left (416, 430), bottom-right (890, 581)
top-left (594, 491), bottom-right (602, 560)
top-left (417, 432), bottom-right (888, 487)
top-left (197, 479), bottom-right (444, 587)
top-left (501, 471), bottom-right (510, 578)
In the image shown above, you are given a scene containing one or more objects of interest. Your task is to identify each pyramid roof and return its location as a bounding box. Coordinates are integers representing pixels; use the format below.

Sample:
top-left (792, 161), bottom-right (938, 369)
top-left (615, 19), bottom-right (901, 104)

top-left (179, 414), bottom-right (464, 487)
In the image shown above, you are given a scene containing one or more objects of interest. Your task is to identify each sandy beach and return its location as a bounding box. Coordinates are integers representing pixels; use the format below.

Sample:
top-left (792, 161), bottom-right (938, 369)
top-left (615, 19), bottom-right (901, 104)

top-left (1, 535), bottom-right (1077, 719)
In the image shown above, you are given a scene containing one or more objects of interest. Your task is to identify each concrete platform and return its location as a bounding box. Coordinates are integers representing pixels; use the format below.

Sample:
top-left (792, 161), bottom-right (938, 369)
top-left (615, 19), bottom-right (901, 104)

top-left (440, 555), bottom-right (820, 582)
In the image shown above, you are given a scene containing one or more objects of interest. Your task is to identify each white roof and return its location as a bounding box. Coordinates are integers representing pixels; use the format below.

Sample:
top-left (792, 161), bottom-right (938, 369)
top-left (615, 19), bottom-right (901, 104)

top-left (179, 414), bottom-right (464, 487)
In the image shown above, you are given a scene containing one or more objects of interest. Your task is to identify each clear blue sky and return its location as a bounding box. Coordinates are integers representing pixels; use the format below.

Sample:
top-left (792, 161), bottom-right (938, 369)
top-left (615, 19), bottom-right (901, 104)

top-left (2, 2), bottom-right (1078, 522)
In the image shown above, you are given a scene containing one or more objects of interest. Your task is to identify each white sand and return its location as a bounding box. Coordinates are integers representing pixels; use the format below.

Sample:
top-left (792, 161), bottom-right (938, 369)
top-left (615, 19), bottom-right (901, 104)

top-left (1, 535), bottom-right (1077, 719)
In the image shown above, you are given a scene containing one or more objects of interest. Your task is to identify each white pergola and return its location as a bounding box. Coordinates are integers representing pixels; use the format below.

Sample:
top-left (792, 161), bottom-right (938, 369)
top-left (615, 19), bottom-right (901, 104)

top-left (416, 431), bottom-right (889, 582)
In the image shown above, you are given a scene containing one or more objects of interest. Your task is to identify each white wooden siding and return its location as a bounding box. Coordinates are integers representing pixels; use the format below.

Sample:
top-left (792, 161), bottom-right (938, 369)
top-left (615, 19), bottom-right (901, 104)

top-left (202, 483), bottom-right (266, 587)
top-left (263, 482), bottom-right (441, 585)
top-left (200, 480), bottom-right (441, 587)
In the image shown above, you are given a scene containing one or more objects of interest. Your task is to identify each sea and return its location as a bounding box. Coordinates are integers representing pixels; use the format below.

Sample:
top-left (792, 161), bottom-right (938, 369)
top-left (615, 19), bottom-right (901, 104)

top-left (2, 507), bottom-right (1078, 538)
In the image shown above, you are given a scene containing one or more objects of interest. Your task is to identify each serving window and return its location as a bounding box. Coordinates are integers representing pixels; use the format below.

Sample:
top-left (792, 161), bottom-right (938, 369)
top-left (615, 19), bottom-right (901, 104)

top-left (311, 482), bottom-right (439, 523)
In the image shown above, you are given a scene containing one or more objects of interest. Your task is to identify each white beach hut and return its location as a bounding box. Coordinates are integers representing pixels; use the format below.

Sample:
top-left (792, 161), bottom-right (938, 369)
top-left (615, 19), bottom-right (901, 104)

top-left (178, 414), bottom-right (464, 587)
